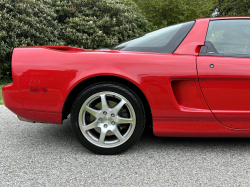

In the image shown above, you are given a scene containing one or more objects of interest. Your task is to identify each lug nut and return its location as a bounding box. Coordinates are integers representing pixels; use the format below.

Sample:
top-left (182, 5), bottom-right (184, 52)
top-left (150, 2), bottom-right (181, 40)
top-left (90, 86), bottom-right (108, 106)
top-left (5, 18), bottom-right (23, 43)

top-left (111, 113), bottom-right (115, 117)
top-left (104, 124), bottom-right (108, 128)
top-left (103, 111), bottom-right (107, 115)
top-left (111, 121), bottom-right (115, 125)
top-left (99, 118), bottom-right (103, 122)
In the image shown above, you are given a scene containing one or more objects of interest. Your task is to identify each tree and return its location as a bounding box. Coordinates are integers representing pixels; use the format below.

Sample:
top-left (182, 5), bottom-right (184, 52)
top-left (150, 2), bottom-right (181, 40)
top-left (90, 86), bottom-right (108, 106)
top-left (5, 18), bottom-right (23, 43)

top-left (0, 0), bottom-right (64, 78)
top-left (0, 0), bottom-right (149, 78)
top-left (133, 0), bottom-right (217, 29)
top-left (216, 0), bottom-right (250, 16)
top-left (52, 0), bottom-right (149, 49)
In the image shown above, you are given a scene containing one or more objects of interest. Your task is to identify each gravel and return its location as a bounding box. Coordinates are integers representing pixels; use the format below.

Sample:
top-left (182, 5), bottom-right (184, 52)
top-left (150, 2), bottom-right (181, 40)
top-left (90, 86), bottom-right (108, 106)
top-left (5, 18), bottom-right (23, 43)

top-left (1, 105), bottom-right (250, 186)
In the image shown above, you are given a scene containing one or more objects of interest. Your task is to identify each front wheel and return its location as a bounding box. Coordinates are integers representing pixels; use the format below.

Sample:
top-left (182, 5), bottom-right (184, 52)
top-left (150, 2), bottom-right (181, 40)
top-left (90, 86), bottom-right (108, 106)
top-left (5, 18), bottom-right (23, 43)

top-left (70, 83), bottom-right (145, 155)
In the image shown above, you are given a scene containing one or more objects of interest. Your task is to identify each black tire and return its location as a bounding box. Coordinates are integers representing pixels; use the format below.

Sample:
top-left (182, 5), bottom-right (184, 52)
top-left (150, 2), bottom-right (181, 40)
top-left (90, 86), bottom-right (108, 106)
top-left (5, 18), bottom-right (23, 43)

top-left (70, 82), bottom-right (145, 155)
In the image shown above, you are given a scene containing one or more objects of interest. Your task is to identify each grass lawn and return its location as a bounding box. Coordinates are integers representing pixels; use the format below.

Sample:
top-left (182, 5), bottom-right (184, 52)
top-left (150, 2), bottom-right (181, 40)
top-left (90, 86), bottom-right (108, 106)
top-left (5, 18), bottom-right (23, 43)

top-left (0, 78), bottom-right (12, 105)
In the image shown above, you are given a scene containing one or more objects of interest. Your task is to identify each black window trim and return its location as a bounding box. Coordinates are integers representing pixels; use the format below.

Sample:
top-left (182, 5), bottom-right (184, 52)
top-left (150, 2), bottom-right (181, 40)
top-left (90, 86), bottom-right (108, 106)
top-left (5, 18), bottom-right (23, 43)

top-left (169, 20), bottom-right (196, 54)
top-left (199, 18), bottom-right (250, 58)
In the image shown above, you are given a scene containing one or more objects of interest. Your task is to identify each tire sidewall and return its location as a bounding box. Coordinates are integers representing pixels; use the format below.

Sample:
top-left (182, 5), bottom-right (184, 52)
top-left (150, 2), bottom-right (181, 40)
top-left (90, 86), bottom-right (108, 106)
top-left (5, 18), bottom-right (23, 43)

top-left (71, 83), bottom-right (145, 155)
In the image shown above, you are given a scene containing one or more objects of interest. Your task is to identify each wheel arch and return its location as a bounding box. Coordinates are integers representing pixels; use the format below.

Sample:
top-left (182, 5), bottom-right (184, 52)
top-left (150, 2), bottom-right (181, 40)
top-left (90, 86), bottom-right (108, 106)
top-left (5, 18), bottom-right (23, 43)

top-left (62, 75), bottom-right (152, 128)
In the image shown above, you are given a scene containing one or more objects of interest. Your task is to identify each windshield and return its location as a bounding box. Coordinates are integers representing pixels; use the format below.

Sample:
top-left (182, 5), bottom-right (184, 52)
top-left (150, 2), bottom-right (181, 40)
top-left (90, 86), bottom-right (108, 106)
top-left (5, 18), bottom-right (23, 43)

top-left (114, 21), bottom-right (195, 54)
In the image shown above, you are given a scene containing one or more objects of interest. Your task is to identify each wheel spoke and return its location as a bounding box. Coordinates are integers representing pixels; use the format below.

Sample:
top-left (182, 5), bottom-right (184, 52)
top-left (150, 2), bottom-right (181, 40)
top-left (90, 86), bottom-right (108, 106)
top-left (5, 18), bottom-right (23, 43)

top-left (112, 99), bottom-right (126, 114)
top-left (99, 130), bottom-right (107, 143)
top-left (82, 120), bottom-right (99, 131)
top-left (100, 94), bottom-right (109, 111)
top-left (78, 91), bottom-right (137, 149)
top-left (117, 117), bottom-right (134, 124)
top-left (85, 106), bottom-right (100, 117)
top-left (112, 127), bottom-right (124, 141)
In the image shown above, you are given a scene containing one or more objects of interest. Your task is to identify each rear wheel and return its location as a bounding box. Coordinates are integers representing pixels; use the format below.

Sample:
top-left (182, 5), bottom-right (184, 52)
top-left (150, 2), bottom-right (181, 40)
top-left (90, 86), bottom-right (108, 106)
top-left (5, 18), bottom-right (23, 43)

top-left (70, 83), bottom-right (145, 155)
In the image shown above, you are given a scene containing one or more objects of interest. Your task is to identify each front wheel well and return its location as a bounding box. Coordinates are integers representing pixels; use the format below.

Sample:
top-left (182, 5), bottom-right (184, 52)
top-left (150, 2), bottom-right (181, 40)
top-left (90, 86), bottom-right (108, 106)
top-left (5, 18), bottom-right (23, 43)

top-left (62, 76), bottom-right (152, 128)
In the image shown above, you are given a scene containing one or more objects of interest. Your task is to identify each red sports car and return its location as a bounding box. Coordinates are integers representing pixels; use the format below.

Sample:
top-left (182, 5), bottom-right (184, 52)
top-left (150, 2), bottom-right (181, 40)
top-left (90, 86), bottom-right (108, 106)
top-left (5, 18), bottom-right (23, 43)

top-left (3, 17), bottom-right (250, 154)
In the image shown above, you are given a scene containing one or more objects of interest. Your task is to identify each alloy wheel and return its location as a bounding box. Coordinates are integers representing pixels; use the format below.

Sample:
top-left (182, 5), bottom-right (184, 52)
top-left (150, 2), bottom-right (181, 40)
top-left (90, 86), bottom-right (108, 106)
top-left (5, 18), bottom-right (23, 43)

top-left (78, 91), bottom-right (136, 148)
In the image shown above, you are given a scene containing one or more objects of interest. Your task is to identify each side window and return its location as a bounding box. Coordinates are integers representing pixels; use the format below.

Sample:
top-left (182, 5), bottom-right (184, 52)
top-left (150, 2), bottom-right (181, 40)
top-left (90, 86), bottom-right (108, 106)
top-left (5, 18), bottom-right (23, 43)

top-left (114, 21), bottom-right (195, 54)
top-left (200, 20), bottom-right (250, 56)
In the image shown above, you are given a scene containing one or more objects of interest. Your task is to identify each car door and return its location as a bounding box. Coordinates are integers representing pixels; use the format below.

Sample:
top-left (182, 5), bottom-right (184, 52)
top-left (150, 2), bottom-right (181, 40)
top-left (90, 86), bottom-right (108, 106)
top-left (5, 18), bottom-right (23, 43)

top-left (197, 19), bottom-right (250, 129)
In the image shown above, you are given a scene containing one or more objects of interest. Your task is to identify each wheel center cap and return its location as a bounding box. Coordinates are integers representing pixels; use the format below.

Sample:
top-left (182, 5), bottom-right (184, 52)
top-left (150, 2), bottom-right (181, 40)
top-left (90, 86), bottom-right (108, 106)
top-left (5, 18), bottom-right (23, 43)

top-left (102, 115), bottom-right (112, 123)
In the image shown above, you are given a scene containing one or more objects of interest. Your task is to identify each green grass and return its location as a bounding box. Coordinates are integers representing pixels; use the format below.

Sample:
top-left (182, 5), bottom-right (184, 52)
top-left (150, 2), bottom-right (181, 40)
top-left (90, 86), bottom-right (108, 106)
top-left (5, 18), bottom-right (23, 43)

top-left (0, 78), bottom-right (12, 105)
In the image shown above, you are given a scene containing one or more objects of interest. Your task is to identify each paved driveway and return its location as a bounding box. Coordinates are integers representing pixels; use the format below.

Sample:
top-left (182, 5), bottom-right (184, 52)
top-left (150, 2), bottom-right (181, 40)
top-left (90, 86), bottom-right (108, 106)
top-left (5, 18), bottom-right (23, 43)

top-left (1, 105), bottom-right (250, 186)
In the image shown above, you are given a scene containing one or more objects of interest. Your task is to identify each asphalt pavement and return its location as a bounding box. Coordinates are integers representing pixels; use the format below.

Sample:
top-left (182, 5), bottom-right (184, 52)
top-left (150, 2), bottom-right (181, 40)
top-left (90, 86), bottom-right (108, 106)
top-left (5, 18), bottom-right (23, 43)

top-left (1, 105), bottom-right (250, 186)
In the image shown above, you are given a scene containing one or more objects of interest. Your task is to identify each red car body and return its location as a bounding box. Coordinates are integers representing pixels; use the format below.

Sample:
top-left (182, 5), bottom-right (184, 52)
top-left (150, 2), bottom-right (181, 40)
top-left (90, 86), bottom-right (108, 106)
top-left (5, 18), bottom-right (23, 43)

top-left (4, 17), bottom-right (250, 137)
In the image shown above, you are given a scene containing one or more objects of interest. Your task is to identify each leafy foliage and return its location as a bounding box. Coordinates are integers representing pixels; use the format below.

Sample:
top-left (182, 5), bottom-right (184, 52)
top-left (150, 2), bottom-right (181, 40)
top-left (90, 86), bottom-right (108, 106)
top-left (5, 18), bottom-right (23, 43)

top-left (0, 0), bottom-right (149, 78)
top-left (0, 0), bottom-right (64, 78)
top-left (53, 0), bottom-right (149, 49)
top-left (133, 0), bottom-right (217, 29)
top-left (216, 0), bottom-right (250, 16)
